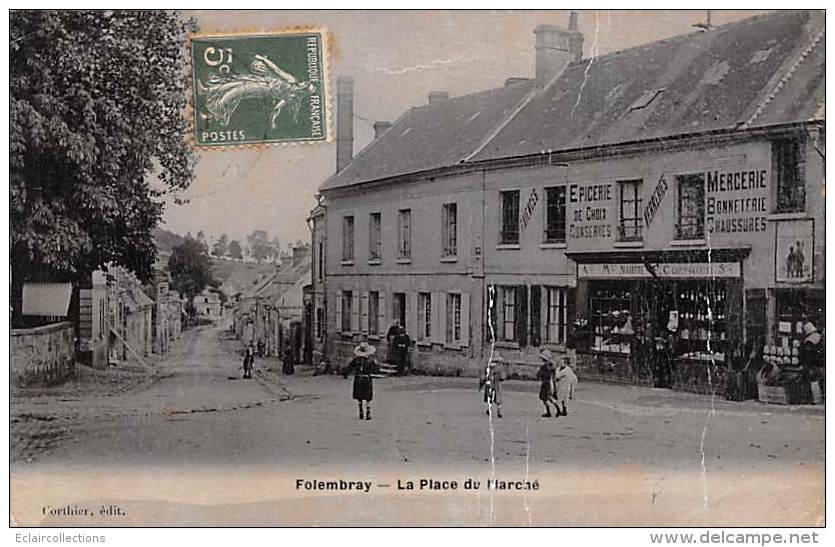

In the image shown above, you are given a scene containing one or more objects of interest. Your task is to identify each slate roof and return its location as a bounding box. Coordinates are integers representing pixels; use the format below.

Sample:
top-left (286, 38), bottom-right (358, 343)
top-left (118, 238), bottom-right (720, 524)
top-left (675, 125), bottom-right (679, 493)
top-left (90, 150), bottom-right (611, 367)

top-left (319, 10), bottom-right (824, 192)
top-left (474, 10), bottom-right (824, 161)
top-left (319, 81), bottom-right (536, 190)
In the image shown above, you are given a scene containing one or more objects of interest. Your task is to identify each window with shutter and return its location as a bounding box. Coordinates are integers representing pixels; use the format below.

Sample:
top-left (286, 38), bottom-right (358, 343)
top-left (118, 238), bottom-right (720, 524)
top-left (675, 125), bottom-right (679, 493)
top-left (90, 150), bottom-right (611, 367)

top-left (368, 291), bottom-right (379, 335)
top-left (515, 285), bottom-right (528, 347)
top-left (530, 285), bottom-right (541, 346)
top-left (377, 292), bottom-right (386, 336)
top-left (351, 291), bottom-right (359, 332)
top-left (460, 292), bottom-right (470, 347)
top-left (361, 292), bottom-right (369, 334)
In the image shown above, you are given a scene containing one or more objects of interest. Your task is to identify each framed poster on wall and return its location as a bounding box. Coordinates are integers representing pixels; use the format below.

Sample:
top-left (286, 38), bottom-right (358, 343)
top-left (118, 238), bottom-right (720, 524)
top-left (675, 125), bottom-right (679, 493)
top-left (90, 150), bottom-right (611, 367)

top-left (775, 219), bottom-right (814, 283)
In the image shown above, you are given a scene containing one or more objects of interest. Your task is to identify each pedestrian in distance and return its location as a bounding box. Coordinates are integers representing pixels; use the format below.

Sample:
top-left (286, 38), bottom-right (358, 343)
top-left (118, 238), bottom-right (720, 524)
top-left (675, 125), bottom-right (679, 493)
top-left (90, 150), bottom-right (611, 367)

top-left (257, 338), bottom-right (265, 358)
top-left (242, 341), bottom-right (255, 379)
top-left (343, 341), bottom-right (379, 420)
top-left (551, 356), bottom-right (578, 417)
top-left (537, 349), bottom-right (557, 417)
top-left (479, 351), bottom-right (505, 418)
top-left (385, 321), bottom-right (400, 365)
top-left (392, 325), bottom-right (411, 376)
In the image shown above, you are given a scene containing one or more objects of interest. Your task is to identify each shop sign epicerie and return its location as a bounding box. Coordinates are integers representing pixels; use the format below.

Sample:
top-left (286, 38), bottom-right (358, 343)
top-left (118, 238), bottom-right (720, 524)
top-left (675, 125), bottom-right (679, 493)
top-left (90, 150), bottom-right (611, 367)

top-left (578, 262), bottom-right (741, 279)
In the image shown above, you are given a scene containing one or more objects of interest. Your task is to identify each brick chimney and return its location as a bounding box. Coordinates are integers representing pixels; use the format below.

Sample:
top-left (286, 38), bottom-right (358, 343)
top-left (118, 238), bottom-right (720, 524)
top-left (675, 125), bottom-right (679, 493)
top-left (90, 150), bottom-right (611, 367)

top-left (373, 121), bottom-right (392, 139)
top-left (336, 76), bottom-right (354, 173)
top-left (428, 91), bottom-right (449, 104)
top-left (534, 12), bottom-right (583, 86)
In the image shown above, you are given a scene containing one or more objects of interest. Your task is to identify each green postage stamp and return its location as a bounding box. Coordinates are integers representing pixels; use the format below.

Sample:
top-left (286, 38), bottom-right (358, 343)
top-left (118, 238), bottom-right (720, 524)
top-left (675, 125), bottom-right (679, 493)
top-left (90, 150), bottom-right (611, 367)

top-left (190, 30), bottom-right (329, 147)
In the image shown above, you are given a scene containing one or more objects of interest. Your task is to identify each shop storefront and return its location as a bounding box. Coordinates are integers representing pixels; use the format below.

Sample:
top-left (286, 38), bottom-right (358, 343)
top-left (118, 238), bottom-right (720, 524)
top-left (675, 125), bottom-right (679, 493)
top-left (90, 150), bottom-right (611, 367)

top-left (569, 249), bottom-right (748, 394)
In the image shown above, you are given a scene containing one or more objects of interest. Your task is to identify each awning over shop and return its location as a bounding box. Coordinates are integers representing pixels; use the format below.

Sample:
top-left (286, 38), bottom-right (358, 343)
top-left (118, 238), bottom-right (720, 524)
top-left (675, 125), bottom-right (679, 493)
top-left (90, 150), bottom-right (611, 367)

top-left (22, 282), bottom-right (72, 316)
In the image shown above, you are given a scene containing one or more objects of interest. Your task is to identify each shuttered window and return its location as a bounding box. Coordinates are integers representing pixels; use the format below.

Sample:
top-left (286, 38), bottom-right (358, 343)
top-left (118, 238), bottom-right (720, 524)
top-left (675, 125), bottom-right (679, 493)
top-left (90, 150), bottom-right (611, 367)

top-left (368, 291), bottom-right (380, 335)
top-left (417, 292), bottom-right (432, 341)
top-left (545, 286), bottom-right (568, 343)
top-left (341, 290), bottom-right (352, 333)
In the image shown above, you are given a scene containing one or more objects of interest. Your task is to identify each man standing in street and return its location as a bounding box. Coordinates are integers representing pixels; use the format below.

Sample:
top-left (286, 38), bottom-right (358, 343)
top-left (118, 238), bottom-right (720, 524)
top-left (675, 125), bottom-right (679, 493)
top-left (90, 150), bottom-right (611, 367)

top-left (385, 320), bottom-right (400, 365)
top-left (393, 325), bottom-right (411, 376)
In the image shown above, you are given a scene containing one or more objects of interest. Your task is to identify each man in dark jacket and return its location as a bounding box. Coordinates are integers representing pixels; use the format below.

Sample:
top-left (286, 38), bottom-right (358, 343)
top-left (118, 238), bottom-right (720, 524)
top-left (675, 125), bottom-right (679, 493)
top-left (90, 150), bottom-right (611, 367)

top-left (392, 326), bottom-right (411, 376)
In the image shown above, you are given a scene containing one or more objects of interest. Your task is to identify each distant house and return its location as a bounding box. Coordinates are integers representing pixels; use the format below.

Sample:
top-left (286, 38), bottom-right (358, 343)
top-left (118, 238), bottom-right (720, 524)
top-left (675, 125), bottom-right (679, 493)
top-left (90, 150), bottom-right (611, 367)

top-left (193, 288), bottom-right (222, 319)
top-left (233, 245), bottom-right (312, 357)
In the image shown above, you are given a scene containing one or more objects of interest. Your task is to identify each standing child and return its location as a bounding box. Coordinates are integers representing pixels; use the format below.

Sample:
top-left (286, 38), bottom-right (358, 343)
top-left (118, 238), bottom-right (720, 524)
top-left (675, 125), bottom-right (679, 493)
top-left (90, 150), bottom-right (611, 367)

top-left (242, 341), bottom-right (255, 379)
top-left (343, 341), bottom-right (379, 420)
top-left (551, 356), bottom-right (578, 417)
top-left (479, 351), bottom-right (505, 418)
top-left (537, 349), bottom-right (557, 417)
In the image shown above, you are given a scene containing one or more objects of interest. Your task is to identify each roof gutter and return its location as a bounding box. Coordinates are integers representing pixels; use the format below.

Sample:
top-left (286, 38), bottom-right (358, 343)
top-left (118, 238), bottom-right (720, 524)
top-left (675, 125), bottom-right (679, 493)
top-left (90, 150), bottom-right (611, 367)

top-left (320, 119), bottom-right (823, 197)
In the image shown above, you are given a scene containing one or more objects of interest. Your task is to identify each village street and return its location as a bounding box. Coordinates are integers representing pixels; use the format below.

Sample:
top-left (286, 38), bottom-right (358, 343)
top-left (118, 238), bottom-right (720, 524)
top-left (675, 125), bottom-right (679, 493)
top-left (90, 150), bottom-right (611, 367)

top-left (11, 322), bottom-right (824, 526)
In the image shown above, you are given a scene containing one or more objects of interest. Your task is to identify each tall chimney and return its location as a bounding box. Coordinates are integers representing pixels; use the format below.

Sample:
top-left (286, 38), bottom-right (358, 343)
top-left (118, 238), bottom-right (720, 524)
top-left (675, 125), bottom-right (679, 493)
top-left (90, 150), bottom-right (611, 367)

top-left (428, 91), bottom-right (449, 104)
top-left (373, 121), bottom-right (392, 139)
top-left (336, 76), bottom-right (354, 173)
top-left (534, 13), bottom-right (583, 86)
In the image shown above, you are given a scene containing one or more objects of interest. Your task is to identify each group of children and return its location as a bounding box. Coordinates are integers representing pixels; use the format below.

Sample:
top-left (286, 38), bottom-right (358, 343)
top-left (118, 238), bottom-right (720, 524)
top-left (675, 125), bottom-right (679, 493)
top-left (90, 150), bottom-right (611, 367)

top-left (479, 348), bottom-right (578, 418)
top-left (339, 340), bottom-right (579, 421)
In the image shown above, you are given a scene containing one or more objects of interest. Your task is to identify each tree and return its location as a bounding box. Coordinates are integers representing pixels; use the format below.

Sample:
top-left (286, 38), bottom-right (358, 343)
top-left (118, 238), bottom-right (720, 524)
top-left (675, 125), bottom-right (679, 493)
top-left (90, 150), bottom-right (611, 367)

top-left (247, 229), bottom-right (273, 263)
top-left (228, 240), bottom-right (243, 260)
top-left (10, 11), bottom-right (197, 291)
top-left (195, 230), bottom-right (208, 254)
top-left (168, 237), bottom-right (213, 304)
top-left (212, 234), bottom-right (229, 257)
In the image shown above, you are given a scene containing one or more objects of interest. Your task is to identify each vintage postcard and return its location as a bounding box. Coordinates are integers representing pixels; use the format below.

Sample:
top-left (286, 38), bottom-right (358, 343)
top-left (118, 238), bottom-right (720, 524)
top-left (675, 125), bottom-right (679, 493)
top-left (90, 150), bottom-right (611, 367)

top-left (8, 9), bottom-right (825, 529)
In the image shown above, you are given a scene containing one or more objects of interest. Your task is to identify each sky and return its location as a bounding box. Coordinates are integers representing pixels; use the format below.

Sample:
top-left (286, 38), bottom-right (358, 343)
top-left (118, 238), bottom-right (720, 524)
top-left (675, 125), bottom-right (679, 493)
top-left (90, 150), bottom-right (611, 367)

top-left (161, 9), bottom-right (769, 247)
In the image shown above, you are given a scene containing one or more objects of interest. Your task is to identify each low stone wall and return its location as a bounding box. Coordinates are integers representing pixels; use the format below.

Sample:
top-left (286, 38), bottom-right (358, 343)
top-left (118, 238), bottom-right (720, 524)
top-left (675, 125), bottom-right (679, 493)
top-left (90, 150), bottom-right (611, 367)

top-left (10, 322), bottom-right (76, 387)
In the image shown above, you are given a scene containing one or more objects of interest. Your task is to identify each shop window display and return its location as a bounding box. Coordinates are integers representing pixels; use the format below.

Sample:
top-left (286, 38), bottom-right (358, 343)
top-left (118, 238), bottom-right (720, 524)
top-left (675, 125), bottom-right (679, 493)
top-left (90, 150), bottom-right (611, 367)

top-left (590, 284), bottom-right (635, 355)
top-left (674, 281), bottom-right (728, 364)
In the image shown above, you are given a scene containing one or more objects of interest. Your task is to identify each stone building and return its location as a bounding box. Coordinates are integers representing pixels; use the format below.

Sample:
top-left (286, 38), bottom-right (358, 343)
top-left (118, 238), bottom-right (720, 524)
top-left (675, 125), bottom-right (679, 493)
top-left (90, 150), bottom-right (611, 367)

top-left (315, 11), bottom-right (824, 391)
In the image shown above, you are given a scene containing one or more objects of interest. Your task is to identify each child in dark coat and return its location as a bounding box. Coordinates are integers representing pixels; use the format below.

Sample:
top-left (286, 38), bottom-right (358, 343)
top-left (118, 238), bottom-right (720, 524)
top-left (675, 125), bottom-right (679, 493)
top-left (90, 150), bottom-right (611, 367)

top-left (343, 341), bottom-right (379, 420)
top-left (537, 349), bottom-right (557, 417)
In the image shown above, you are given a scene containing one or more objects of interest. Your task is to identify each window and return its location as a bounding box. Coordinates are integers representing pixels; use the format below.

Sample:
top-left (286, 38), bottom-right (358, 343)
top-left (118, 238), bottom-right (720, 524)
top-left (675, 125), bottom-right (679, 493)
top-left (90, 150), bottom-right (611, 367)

top-left (341, 290), bottom-right (352, 332)
top-left (397, 209), bottom-right (412, 258)
top-left (442, 203), bottom-right (458, 257)
top-left (368, 291), bottom-right (380, 335)
top-left (499, 286), bottom-right (516, 341)
top-left (317, 241), bottom-right (324, 282)
top-left (618, 180), bottom-right (643, 241)
top-left (417, 292), bottom-right (432, 341)
top-left (774, 138), bottom-right (805, 212)
top-left (342, 216), bottom-right (355, 261)
top-left (676, 174), bottom-right (705, 239)
top-left (369, 213), bottom-right (382, 261)
top-left (544, 186), bottom-right (566, 243)
top-left (775, 289), bottom-right (824, 347)
top-left (545, 287), bottom-right (567, 343)
top-left (446, 293), bottom-right (462, 344)
top-left (500, 190), bottom-right (520, 245)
